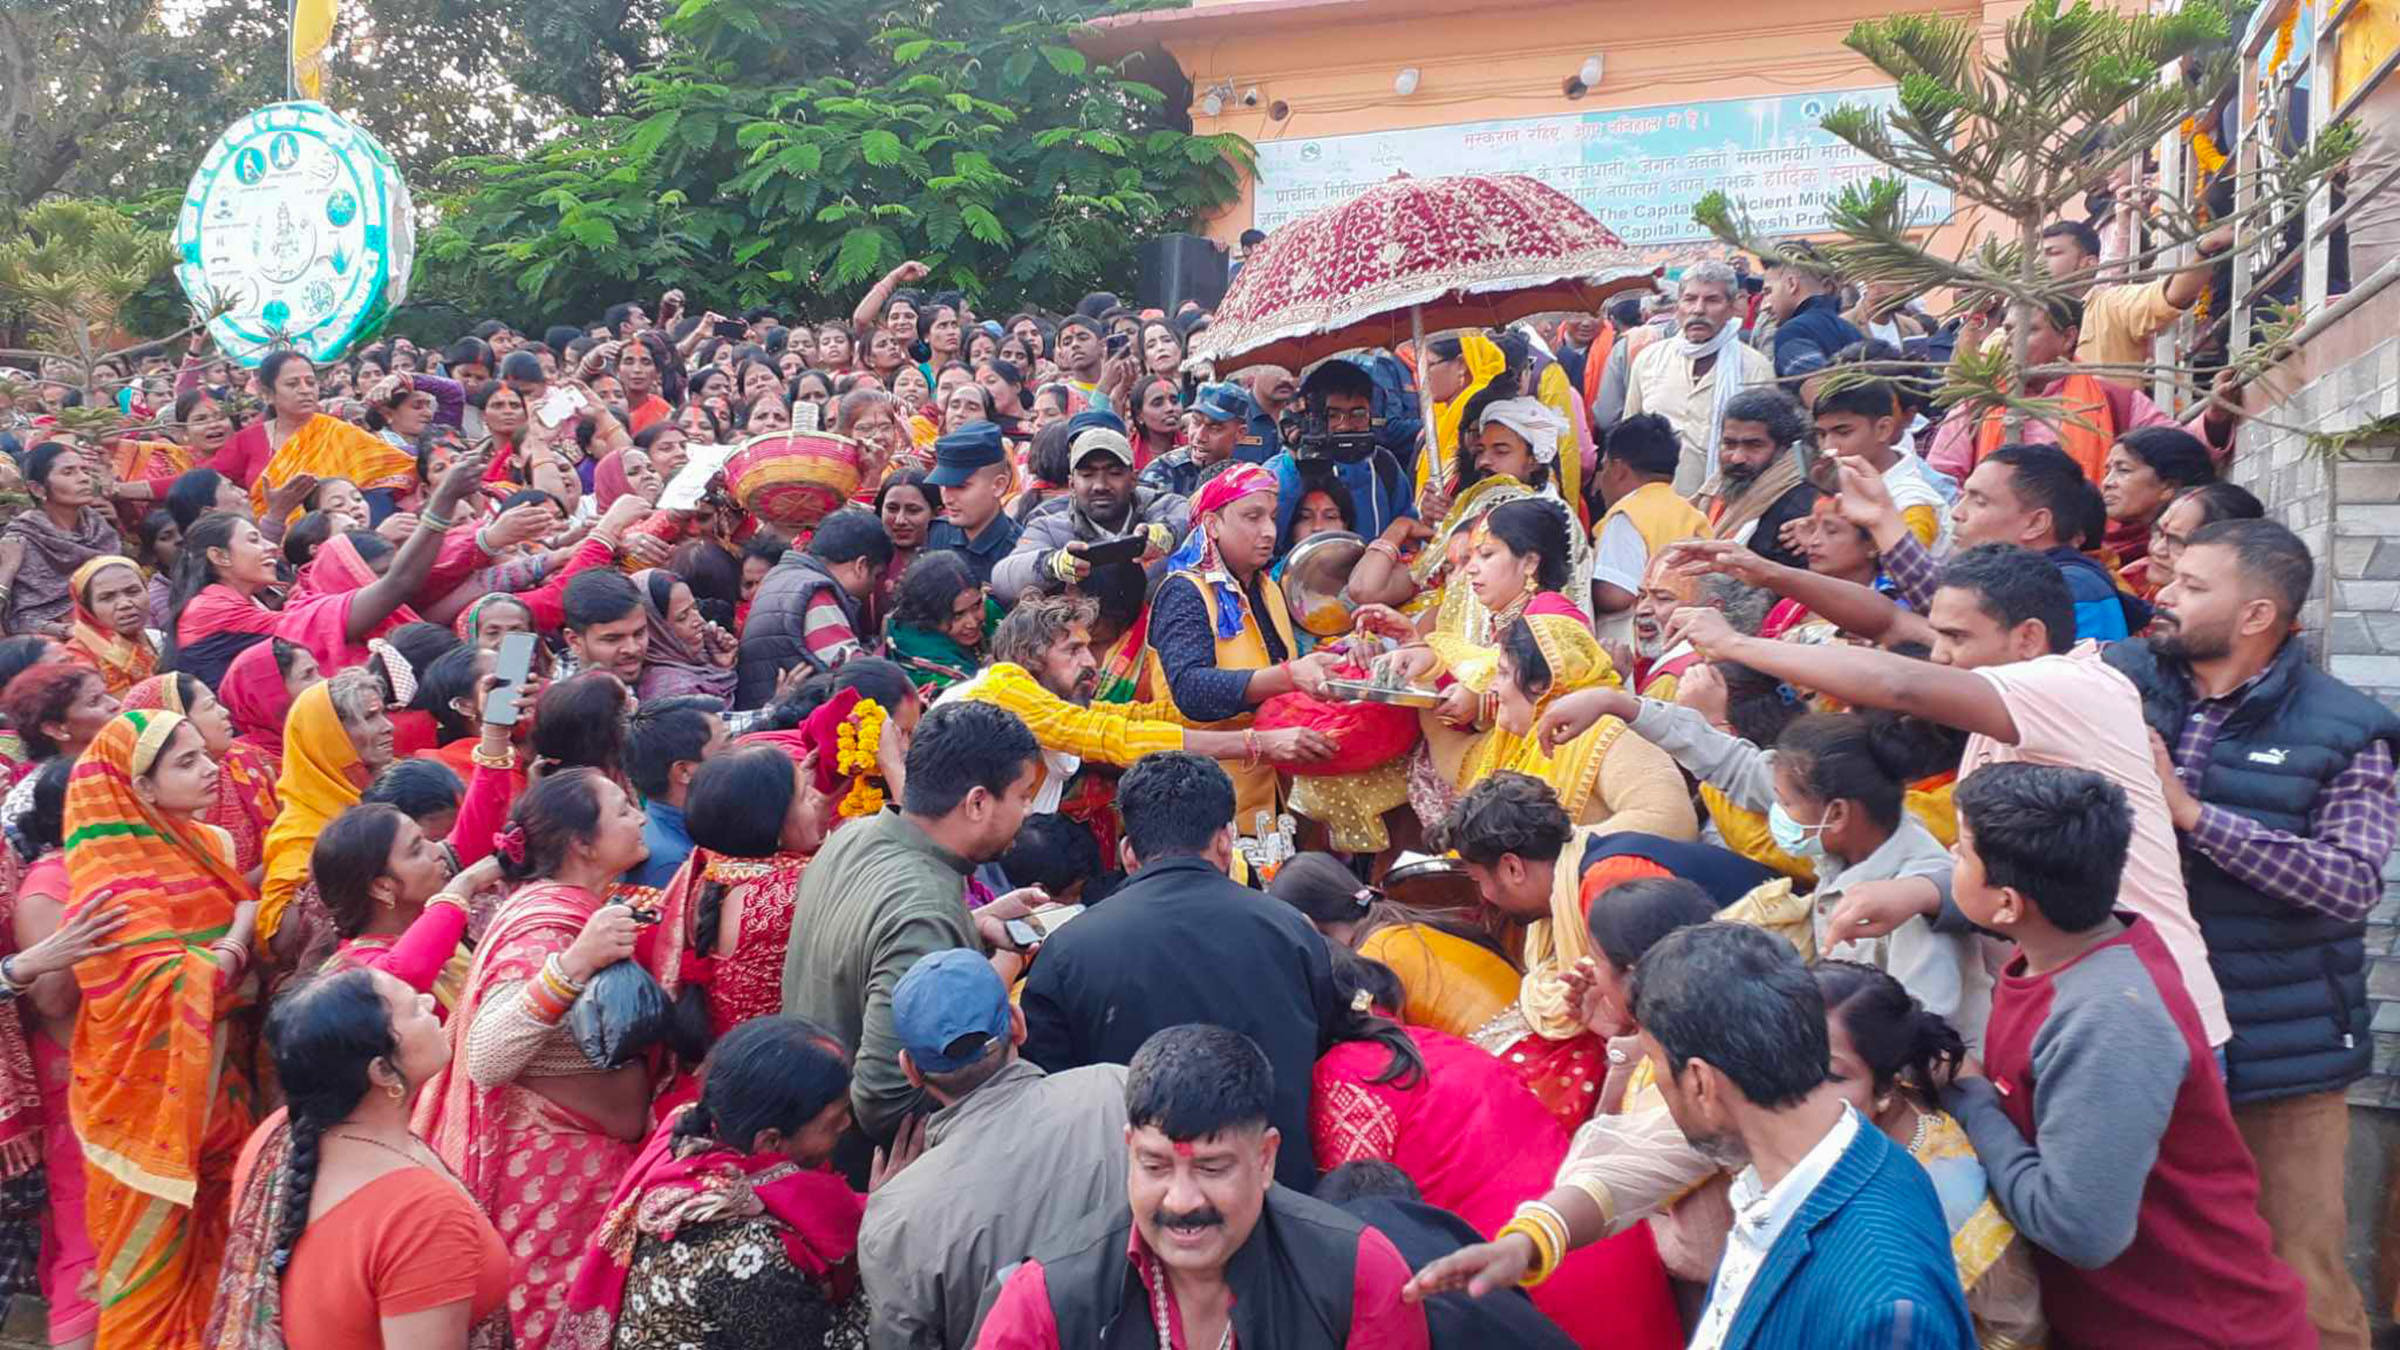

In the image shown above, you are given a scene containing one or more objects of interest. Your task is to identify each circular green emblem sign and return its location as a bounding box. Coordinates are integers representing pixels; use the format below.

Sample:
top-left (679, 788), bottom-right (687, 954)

top-left (175, 101), bottom-right (415, 367)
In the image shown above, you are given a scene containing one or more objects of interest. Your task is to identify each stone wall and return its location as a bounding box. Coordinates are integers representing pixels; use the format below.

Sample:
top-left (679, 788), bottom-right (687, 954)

top-left (2228, 327), bottom-right (2400, 1324)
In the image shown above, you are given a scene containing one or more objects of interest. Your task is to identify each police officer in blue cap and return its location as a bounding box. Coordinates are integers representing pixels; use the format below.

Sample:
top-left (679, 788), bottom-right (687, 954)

top-left (1138, 383), bottom-right (1247, 500)
top-left (923, 419), bottom-right (1022, 586)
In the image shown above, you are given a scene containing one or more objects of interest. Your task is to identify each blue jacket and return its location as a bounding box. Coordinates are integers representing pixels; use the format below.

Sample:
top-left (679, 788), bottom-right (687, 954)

top-left (1265, 449), bottom-right (1414, 542)
top-left (1771, 292), bottom-right (1865, 378)
top-left (1709, 1115), bottom-right (1974, 1350)
top-left (2048, 545), bottom-right (2148, 644)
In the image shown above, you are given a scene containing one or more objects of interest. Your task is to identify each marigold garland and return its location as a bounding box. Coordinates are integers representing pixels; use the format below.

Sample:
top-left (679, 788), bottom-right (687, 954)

top-left (833, 697), bottom-right (888, 818)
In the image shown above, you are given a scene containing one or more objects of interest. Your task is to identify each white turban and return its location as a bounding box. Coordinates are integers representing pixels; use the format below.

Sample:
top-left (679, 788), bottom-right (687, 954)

top-left (1478, 397), bottom-right (1565, 465)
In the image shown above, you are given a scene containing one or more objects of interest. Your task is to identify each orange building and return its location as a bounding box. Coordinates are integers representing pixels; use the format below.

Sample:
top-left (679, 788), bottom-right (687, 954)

top-left (1080, 0), bottom-right (2006, 267)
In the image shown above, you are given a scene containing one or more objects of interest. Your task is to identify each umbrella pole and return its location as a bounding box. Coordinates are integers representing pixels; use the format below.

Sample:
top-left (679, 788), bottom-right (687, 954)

top-left (1414, 304), bottom-right (1443, 498)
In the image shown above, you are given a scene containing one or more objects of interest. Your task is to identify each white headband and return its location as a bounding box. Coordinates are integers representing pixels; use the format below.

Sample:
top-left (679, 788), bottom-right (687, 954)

top-left (1478, 397), bottom-right (1565, 465)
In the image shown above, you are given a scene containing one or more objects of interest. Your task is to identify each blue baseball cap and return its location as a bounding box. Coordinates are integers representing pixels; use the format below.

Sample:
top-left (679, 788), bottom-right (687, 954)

top-left (926, 420), bottom-right (1006, 487)
top-left (892, 948), bottom-right (1013, 1073)
top-left (1191, 383), bottom-right (1245, 423)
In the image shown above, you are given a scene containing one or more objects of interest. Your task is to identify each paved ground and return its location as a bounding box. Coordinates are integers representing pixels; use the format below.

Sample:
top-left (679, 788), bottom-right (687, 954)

top-left (0, 1294), bottom-right (43, 1348)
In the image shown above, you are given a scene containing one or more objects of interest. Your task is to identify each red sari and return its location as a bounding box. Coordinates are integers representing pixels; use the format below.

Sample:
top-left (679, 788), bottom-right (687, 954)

top-left (218, 642), bottom-right (295, 775)
top-left (643, 850), bottom-right (805, 1042)
top-left (1314, 1028), bottom-right (1680, 1349)
top-left (415, 883), bottom-right (644, 1350)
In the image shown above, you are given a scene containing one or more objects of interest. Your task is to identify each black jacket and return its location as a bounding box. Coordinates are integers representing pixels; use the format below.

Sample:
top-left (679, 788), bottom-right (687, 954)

top-left (1018, 854), bottom-right (1340, 1191)
top-left (735, 549), bottom-right (862, 708)
top-left (1771, 292), bottom-right (1864, 377)
top-left (2107, 636), bottom-right (2400, 1101)
top-left (1332, 1196), bottom-right (1578, 1349)
top-left (1035, 1186), bottom-right (1363, 1349)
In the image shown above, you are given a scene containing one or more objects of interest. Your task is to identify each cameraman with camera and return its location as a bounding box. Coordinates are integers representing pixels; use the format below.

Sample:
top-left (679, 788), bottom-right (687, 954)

top-left (1264, 358), bottom-right (1415, 543)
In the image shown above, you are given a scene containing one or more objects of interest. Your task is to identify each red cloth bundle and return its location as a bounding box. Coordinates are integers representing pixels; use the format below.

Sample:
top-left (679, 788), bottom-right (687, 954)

top-left (1255, 668), bottom-right (1420, 777)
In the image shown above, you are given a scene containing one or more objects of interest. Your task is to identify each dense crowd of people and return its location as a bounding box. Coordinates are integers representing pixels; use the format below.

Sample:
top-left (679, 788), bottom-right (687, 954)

top-left (0, 228), bottom-right (2387, 1350)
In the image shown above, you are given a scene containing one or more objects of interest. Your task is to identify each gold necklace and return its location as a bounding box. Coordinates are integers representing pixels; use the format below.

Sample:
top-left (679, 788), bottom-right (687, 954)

top-left (332, 1130), bottom-right (431, 1168)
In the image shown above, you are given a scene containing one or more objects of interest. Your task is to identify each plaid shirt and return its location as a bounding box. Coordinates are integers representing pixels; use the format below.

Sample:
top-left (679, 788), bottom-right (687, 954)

top-left (2167, 666), bottom-right (2400, 924)
top-left (1881, 531), bottom-right (1942, 614)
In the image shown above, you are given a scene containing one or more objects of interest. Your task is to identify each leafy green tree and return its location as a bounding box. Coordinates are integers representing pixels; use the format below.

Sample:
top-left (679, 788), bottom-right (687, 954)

top-left (0, 198), bottom-right (185, 433)
top-left (419, 0), bottom-right (1250, 321)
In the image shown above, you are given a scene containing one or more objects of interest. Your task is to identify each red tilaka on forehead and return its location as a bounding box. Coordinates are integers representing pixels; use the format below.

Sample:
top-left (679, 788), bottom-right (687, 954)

top-left (1172, 1139), bottom-right (1196, 1159)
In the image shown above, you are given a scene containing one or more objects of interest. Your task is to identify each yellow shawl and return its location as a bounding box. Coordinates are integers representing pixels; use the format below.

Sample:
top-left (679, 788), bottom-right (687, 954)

top-left (258, 682), bottom-right (363, 939)
top-left (1454, 606), bottom-right (1625, 816)
top-left (248, 414), bottom-right (418, 517)
top-left (1423, 331), bottom-right (1506, 494)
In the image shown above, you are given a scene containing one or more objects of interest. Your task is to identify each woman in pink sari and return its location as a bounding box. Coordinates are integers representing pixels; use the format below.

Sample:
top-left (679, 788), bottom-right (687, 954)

top-left (163, 446), bottom-right (483, 686)
top-left (1312, 948), bottom-right (1681, 1350)
top-left (415, 768), bottom-right (655, 1350)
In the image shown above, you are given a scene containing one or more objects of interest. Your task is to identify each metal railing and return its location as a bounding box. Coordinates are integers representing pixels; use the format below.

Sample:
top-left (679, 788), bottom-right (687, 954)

top-left (2222, 0), bottom-right (2400, 366)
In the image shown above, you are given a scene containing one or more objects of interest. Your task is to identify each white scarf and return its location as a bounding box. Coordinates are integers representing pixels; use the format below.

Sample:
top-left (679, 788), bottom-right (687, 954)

top-left (1477, 397), bottom-right (1564, 464)
top-left (1671, 317), bottom-right (1747, 483)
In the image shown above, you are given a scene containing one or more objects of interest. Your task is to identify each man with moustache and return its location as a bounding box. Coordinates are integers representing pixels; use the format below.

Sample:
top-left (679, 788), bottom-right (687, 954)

top-left (2110, 519), bottom-right (2399, 1350)
top-left (993, 414), bottom-right (1190, 604)
top-left (941, 596), bottom-right (1334, 816)
top-left (1624, 559), bottom-right (1769, 702)
top-left (976, 1025), bottom-right (1429, 1349)
top-left (1694, 386), bottom-right (1819, 571)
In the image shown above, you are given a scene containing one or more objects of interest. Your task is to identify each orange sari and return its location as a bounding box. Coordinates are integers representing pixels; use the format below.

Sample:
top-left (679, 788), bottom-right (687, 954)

top-left (63, 554), bottom-right (157, 696)
top-left (416, 883), bottom-right (644, 1350)
top-left (247, 414), bottom-right (418, 517)
top-left (121, 676), bottom-right (281, 875)
top-left (65, 711), bottom-right (258, 1350)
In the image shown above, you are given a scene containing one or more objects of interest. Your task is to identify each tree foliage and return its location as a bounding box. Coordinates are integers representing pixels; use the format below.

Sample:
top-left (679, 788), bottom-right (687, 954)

top-left (10, 0), bottom-right (657, 219)
top-left (0, 199), bottom-right (180, 387)
top-left (1692, 0), bottom-right (2352, 430)
top-left (418, 0), bottom-right (1250, 323)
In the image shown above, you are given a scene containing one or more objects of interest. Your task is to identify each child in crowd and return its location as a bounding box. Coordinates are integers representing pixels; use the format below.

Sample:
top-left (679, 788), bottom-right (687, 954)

top-left (1942, 761), bottom-right (2308, 1348)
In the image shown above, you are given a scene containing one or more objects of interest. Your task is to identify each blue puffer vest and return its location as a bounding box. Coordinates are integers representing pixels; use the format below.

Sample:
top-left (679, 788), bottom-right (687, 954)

top-left (2107, 637), bottom-right (2400, 1102)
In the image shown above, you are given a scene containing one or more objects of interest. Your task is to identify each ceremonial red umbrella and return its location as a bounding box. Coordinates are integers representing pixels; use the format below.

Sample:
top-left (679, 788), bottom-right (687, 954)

top-left (1187, 172), bottom-right (1655, 376)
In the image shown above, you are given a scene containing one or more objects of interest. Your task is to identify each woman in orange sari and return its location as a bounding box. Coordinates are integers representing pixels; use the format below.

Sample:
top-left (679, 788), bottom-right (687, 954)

top-left (62, 554), bottom-right (158, 696)
top-left (121, 673), bottom-right (280, 879)
top-left (66, 709), bottom-right (262, 1349)
top-left (239, 353), bottom-right (418, 515)
top-left (415, 769), bottom-right (655, 1350)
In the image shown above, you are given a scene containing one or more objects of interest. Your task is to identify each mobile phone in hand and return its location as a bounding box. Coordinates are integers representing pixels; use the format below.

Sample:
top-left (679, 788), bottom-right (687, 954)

top-left (483, 632), bottom-right (538, 727)
top-left (535, 386), bottom-right (584, 428)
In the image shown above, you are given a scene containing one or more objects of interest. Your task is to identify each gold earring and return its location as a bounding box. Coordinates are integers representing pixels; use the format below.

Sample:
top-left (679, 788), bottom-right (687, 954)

top-left (386, 1080), bottom-right (404, 1102)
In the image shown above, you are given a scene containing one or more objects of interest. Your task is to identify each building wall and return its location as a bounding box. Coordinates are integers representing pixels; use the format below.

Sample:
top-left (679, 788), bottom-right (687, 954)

top-left (1127, 0), bottom-right (2007, 261)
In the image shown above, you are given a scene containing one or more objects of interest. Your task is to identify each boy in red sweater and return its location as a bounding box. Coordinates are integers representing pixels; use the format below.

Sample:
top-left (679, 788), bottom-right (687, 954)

top-left (1942, 761), bottom-right (2307, 1347)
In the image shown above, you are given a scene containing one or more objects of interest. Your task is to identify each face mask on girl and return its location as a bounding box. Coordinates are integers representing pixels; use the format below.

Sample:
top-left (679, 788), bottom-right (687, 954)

top-left (1767, 800), bottom-right (1829, 859)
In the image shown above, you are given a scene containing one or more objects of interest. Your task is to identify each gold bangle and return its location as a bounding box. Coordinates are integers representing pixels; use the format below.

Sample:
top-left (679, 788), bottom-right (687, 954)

top-left (1498, 1216), bottom-right (1559, 1287)
top-left (471, 743), bottom-right (517, 770)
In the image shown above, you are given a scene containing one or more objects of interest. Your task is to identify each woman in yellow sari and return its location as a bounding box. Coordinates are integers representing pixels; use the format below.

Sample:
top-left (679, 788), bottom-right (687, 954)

top-left (66, 709), bottom-right (261, 1349)
top-left (260, 670), bottom-right (398, 959)
top-left (1469, 604), bottom-right (1696, 835)
top-left (1419, 331), bottom-right (1507, 502)
top-left (239, 353), bottom-right (418, 517)
top-left (1268, 851), bottom-right (1520, 1040)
